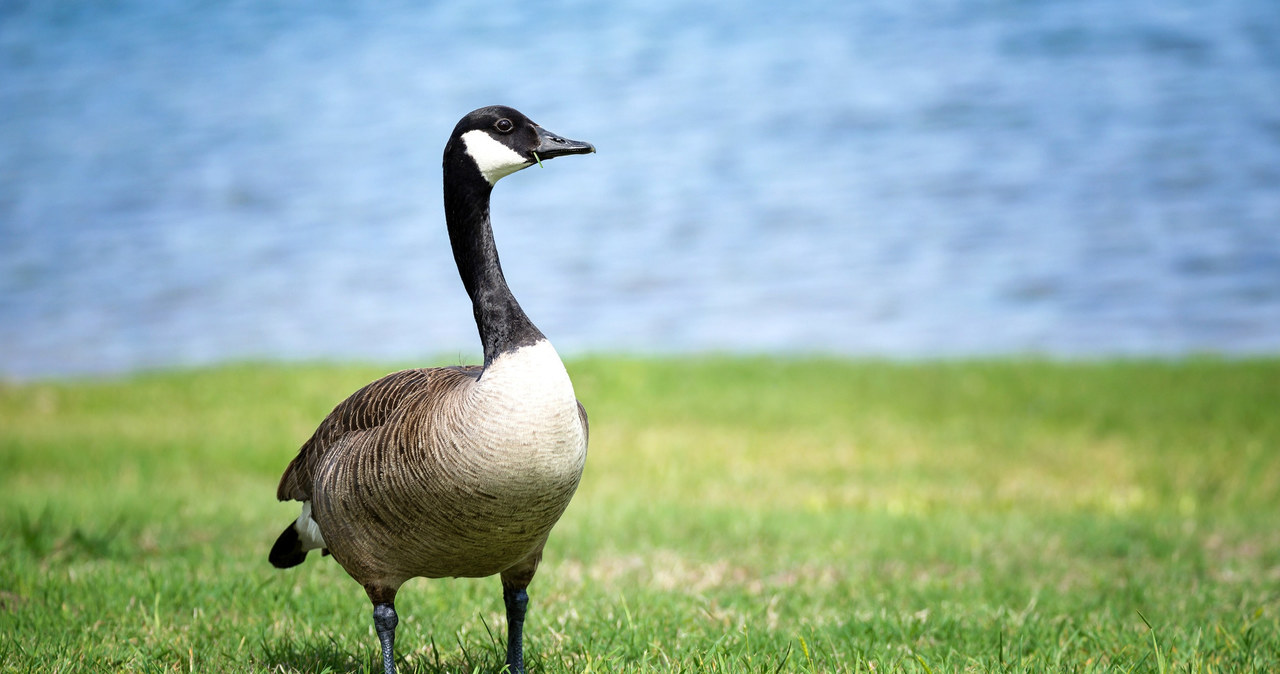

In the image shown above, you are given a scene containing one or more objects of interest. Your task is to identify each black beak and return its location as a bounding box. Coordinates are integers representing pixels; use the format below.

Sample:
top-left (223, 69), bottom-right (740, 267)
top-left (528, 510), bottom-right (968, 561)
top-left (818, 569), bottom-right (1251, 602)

top-left (533, 125), bottom-right (595, 160)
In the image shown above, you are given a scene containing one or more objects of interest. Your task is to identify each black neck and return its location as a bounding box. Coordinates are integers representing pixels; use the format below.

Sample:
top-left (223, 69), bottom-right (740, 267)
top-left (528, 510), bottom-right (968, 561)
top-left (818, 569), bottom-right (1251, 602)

top-left (442, 157), bottom-right (545, 366)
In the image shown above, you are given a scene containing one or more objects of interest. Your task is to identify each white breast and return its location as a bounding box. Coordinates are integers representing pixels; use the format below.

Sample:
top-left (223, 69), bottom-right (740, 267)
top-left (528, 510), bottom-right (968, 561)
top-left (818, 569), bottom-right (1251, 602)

top-left (455, 339), bottom-right (587, 491)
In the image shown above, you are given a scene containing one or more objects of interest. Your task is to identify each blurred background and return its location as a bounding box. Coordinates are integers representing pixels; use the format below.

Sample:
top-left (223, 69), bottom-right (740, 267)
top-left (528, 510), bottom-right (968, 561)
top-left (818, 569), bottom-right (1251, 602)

top-left (2, 0), bottom-right (1278, 379)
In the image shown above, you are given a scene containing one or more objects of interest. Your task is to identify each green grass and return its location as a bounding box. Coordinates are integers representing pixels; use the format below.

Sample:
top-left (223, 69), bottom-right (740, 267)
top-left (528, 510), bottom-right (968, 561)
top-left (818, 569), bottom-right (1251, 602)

top-left (2, 357), bottom-right (1278, 672)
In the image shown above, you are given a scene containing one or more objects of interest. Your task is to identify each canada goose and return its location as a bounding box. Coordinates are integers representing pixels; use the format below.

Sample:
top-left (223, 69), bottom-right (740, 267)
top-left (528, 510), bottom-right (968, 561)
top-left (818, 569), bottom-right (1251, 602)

top-left (269, 105), bottom-right (594, 674)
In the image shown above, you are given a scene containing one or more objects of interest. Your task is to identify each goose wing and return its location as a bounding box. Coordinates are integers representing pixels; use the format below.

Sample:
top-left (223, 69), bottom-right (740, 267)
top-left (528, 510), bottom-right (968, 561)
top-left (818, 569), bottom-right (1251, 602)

top-left (577, 399), bottom-right (589, 444)
top-left (275, 365), bottom-right (483, 501)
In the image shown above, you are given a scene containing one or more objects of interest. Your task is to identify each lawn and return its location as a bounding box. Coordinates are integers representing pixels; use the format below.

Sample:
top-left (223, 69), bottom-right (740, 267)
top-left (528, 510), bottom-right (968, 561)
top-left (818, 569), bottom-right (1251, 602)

top-left (2, 357), bottom-right (1278, 672)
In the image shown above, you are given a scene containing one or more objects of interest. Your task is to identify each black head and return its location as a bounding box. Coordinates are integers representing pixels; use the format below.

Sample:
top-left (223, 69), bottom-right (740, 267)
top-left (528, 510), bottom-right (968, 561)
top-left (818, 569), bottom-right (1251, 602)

top-left (445, 105), bottom-right (595, 185)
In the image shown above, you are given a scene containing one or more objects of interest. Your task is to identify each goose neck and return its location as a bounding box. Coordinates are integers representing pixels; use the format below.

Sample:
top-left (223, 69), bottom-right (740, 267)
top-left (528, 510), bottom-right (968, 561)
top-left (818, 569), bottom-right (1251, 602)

top-left (443, 170), bottom-right (544, 366)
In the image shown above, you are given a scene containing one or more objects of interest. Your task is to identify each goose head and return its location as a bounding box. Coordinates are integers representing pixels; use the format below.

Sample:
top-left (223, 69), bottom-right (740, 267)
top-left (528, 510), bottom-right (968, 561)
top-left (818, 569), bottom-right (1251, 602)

top-left (446, 105), bottom-right (595, 186)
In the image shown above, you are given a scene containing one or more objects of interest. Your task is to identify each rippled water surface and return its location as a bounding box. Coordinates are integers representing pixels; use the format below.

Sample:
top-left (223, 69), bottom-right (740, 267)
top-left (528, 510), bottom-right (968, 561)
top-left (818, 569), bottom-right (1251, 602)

top-left (3, 1), bottom-right (1279, 377)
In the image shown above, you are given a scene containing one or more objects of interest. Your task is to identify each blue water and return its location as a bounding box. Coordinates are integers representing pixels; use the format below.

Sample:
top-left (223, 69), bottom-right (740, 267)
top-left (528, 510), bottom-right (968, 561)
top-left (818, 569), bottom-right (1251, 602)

top-left (3, 1), bottom-right (1279, 378)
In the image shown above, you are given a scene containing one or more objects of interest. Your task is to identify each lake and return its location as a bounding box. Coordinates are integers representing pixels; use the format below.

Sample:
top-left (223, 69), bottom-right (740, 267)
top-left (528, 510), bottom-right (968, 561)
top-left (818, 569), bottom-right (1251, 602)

top-left (2, 0), bottom-right (1279, 378)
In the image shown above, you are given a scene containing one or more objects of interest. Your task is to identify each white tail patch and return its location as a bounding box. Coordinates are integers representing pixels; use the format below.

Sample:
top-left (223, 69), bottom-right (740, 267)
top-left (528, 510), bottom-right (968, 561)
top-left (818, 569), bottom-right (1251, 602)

top-left (461, 129), bottom-right (531, 184)
top-left (295, 501), bottom-right (327, 551)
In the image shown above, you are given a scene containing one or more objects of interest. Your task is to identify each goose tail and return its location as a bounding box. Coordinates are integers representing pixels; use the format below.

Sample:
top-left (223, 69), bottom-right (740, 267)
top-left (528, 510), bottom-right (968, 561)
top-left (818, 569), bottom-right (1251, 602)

top-left (269, 501), bottom-right (328, 569)
top-left (269, 523), bottom-right (308, 568)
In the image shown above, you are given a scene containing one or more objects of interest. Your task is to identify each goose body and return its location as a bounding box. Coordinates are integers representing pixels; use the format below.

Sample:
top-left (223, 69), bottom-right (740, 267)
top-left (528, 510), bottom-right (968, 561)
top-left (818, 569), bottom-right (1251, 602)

top-left (269, 106), bottom-right (594, 674)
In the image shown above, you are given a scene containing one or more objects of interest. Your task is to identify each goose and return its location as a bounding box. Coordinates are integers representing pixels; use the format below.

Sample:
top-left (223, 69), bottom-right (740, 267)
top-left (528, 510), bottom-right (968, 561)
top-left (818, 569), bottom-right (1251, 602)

top-left (268, 105), bottom-right (594, 674)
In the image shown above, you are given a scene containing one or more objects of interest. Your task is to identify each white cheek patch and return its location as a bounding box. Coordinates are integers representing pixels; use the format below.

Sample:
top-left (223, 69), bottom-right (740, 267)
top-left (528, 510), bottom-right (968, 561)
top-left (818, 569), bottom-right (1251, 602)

top-left (461, 129), bottom-right (532, 184)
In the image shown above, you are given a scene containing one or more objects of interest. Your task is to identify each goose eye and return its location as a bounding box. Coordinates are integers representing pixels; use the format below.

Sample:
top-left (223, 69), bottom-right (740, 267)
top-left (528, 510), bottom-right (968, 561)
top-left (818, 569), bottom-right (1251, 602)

top-left (494, 118), bottom-right (514, 133)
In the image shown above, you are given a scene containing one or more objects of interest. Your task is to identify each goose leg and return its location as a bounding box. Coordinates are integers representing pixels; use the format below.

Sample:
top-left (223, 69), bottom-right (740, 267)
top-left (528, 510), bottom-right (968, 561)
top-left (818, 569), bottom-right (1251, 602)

top-left (502, 584), bottom-right (529, 674)
top-left (366, 585), bottom-right (400, 674)
top-left (373, 603), bottom-right (398, 674)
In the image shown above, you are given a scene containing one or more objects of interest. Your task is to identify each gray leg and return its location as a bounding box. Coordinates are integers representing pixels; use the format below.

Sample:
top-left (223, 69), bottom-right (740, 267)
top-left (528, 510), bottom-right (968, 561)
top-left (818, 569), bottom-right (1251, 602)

top-left (503, 586), bottom-right (529, 674)
top-left (373, 602), bottom-right (398, 674)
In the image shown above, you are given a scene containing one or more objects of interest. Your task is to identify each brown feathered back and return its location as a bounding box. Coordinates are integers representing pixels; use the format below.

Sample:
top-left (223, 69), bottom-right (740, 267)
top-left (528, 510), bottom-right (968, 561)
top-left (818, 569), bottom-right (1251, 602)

top-left (276, 366), bottom-right (482, 502)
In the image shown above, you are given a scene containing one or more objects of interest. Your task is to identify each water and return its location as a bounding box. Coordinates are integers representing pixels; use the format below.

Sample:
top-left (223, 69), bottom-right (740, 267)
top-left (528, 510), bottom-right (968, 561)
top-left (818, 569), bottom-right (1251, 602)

top-left (3, 1), bottom-right (1279, 378)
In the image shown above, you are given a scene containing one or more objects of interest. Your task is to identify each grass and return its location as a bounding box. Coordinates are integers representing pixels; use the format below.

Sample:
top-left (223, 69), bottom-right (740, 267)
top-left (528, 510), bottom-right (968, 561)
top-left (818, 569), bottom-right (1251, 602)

top-left (1, 356), bottom-right (1278, 672)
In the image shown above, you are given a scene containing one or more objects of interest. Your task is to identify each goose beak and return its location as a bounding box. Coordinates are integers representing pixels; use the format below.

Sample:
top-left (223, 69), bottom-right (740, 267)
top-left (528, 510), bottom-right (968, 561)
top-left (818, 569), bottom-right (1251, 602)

top-left (533, 126), bottom-right (595, 160)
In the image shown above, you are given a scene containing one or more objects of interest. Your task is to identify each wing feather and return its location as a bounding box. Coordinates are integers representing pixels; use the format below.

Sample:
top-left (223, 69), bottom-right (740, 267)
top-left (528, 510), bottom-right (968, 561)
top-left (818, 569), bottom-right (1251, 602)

top-left (275, 365), bottom-right (482, 501)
